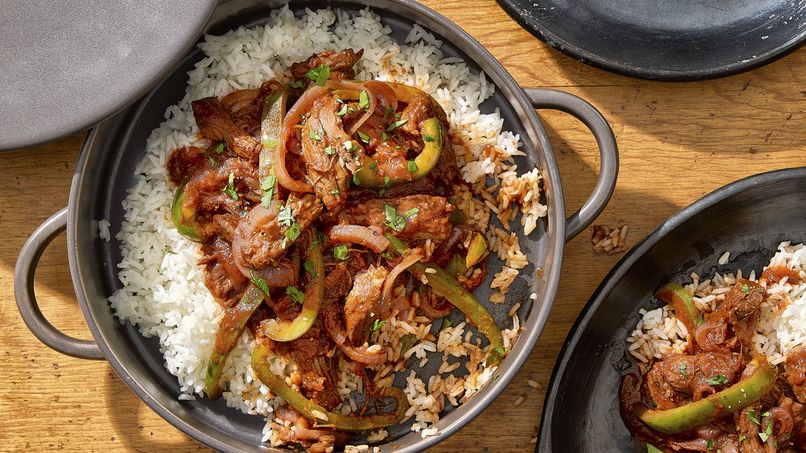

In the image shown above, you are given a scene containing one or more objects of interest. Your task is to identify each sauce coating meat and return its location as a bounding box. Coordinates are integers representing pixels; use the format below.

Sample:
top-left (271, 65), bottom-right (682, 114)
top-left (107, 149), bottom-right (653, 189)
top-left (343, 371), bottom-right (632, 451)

top-left (165, 49), bottom-right (505, 451)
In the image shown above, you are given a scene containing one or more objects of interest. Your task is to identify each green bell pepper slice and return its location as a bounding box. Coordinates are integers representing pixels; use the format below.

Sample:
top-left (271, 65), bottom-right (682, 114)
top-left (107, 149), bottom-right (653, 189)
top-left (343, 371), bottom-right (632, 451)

top-left (251, 342), bottom-right (409, 430)
top-left (655, 282), bottom-right (701, 337)
top-left (259, 88), bottom-right (288, 205)
top-left (259, 230), bottom-right (324, 342)
top-left (354, 117), bottom-right (443, 188)
top-left (171, 180), bottom-right (203, 241)
top-left (205, 284), bottom-right (265, 399)
top-left (639, 356), bottom-right (777, 434)
top-left (385, 234), bottom-right (505, 366)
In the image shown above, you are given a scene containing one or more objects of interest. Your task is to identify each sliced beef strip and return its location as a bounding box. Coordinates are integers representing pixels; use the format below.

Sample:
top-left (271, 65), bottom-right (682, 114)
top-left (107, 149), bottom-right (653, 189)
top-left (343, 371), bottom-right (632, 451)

top-left (706, 279), bottom-right (765, 348)
top-left (233, 195), bottom-right (323, 270)
top-left (343, 265), bottom-right (388, 345)
top-left (198, 238), bottom-right (249, 307)
top-left (290, 49), bottom-right (364, 82)
top-left (300, 94), bottom-right (351, 211)
top-left (338, 194), bottom-right (454, 241)
top-left (646, 352), bottom-right (745, 410)
top-left (191, 97), bottom-right (262, 160)
top-left (786, 346), bottom-right (806, 403)
top-left (166, 146), bottom-right (209, 186)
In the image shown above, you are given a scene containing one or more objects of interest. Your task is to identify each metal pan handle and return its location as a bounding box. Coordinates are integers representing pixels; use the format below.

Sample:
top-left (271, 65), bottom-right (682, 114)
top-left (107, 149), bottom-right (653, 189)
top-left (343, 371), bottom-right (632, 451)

top-left (14, 208), bottom-right (104, 360)
top-left (524, 88), bottom-right (619, 241)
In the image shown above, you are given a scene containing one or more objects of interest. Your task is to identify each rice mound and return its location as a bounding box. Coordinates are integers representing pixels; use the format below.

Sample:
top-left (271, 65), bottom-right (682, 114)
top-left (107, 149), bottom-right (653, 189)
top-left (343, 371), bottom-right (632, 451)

top-left (107, 6), bottom-right (543, 447)
top-left (627, 241), bottom-right (806, 368)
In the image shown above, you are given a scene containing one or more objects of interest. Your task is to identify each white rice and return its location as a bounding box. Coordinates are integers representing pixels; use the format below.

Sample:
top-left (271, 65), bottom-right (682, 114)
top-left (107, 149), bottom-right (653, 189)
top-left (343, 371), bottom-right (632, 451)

top-left (628, 241), bottom-right (806, 368)
top-left (107, 5), bottom-right (536, 449)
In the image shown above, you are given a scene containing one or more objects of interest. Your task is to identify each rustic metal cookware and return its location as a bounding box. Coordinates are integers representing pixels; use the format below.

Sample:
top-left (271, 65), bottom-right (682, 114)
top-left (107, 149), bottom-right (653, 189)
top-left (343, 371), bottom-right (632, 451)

top-left (15, 1), bottom-right (618, 451)
top-left (538, 167), bottom-right (806, 451)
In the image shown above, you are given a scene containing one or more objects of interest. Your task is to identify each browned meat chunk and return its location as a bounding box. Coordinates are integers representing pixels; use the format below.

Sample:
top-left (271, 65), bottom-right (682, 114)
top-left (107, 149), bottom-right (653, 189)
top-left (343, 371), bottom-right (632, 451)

top-left (191, 97), bottom-right (261, 160)
top-left (232, 194), bottom-right (323, 270)
top-left (290, 49), bottom-right (364, 82)
top-left (398, 91), bottom-right (434, 137)
top-left (339, 195), bottom-right (454, 240)
top-left (343, 265), bottom-right (388, 345)
top-left (735, 404), bottom-right (765, 452)
top-left (706, 279), bottom-right (764, 348)
top-left (265, 321), bottom-right (341, 410)
top-left (786, 346), bottom-right (806, 403)
top-left (300, 94), bottom-right (351, 211)
top-left (646, 352), bottom-right (745, 410)
top-left (166, 146), bottom-right (208, 186)
top-left (198, 238), bottom-right (248, 307)
top-left (221, 80), bottom-right (284, 135)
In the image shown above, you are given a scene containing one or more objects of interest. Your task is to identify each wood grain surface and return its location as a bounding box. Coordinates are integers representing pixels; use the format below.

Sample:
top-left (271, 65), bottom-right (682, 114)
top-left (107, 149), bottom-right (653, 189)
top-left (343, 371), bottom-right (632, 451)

top-left (1, 1), bottom-right (804, 451)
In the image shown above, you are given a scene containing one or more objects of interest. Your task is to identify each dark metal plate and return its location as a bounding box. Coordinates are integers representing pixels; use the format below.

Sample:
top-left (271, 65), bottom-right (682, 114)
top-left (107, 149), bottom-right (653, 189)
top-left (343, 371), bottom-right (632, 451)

top-left (497, 0), bottom-right (806, 81)
top-left (537, 167), bottom-right (806, 451)
top-left (0, 0), bottom-right (216, 150)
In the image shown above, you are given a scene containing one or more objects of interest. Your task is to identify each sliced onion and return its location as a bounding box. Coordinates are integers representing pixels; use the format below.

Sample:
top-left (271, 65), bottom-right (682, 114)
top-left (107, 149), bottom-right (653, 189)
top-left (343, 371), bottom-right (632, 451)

top-left (275, 85), bottom-right (329, 192)
top-left (364, 80), bottom-right (398, 114)
top-left (324, 79), bottom-right (376, 135)
top-left (328, 224), bottom-right (389, 253)
top-left (381, 249), bottom-right (422, 309)
top-left (417, 294), bottom-right (454, 319)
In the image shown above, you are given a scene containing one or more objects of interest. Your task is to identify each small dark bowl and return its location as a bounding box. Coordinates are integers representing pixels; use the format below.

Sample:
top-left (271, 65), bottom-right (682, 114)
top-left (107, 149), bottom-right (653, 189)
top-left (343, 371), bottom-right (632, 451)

top-left (537, 167), bottom-right (806, 451)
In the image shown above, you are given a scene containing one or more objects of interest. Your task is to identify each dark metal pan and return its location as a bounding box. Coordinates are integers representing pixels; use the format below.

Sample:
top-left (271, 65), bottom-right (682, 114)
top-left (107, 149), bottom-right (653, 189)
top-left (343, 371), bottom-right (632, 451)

top-left (497, 0), bottom-right (806, 81)
top-left (14, 1), bottom-right (618, 451)
top-left (537, 167), bottom-right (806, 451)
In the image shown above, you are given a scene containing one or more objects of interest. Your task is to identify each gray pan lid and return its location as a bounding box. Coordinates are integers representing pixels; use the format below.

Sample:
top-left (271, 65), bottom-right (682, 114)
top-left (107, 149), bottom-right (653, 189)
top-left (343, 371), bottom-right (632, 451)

top-left (0, 0), bottom-right (217, 150)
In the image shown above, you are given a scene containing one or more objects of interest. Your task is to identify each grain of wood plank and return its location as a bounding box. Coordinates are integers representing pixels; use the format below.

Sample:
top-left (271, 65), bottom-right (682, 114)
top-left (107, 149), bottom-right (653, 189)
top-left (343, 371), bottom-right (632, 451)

top-left (0, 1), bottom-right (803, 452)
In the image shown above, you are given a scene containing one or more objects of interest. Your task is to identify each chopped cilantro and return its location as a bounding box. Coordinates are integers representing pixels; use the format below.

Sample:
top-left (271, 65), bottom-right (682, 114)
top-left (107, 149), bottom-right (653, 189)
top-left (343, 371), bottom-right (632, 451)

top-left (706, 439), bottom-right (715, 450)
top-left (333, 244), bottom-right (349, 261)
top-left (352, 167), bottom-right (363, 185)
top-left (383, 105), bottom-right (394, 119)
top-left (441, 318), bottom-right (452, 331)
top-left (758, 419), bottom-right (773, 442)
top-left (289, 79), bottom-right (304, 88)
top-left (357, 131), bottom-right (371, 144)
top-left (383, 204), bottom-right (406, 232)
top-left (423, 134), bottom-right (435, 142)
top-left (305, 64), bottom-right (330, 86)
top-left (678, 363), bottom-right (688, 378)
top-left (343, 140), bottom-right (357, 152)
top-left (407, 160), bottom-right (418, 173)
top-left (223, 172), bottom-right (239, 200)
top-left (337, 104), bottom-right (350, 116)
top-left (695, 312), bottom-right (705, 326)
top-left (308, 129), bottom-right (321, 141)
top-left (381, 131), bottom-right (388, 141)
top-left (748, 409), bottom-right (760, 425)
top-left (207, 155), bottom-right (217, 167)
top-left (741, 284), bottom-right (750, 294)
top-left (646, 445), bottom-right (663, 453)
top-left (386, 118), bottom-right (408, 132)
top-left (249, 271), bottom-right (270, 295)
top-left (284, 222), bottom-right (301, 242)
top-left (738, 435), bottom-right (747, 442)
top-left (358, 89), bottom-right (370, 110)
top-left (383, 176), bottom-right (390, 187)
top-left (285, 285), bottom-right (304, 304)
top-left (370, 319), bottom-right (387, 332)
top-left (706, 374), bottom-right (728, 386)
top-left (303, 260), bottom-right (317, 278)
top-left (404, 207), bottom-right (419, 219)
top-left (213, 142), bottom-right (225, 153)
top-left (324, 145), bottom-right (336, 156)
top-left (277, 201), bottom-right (295, 227)
top-left (368, 161), bottom-right (378, 171)
top-left (330, 187), bottom-right (340, 195)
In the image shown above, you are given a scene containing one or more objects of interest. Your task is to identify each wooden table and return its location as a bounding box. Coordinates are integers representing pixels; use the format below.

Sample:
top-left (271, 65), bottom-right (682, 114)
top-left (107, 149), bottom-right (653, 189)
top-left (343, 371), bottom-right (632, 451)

top-left (1, 1), bottom-right (803, 451)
